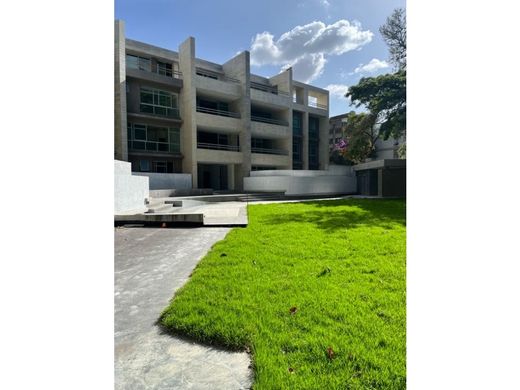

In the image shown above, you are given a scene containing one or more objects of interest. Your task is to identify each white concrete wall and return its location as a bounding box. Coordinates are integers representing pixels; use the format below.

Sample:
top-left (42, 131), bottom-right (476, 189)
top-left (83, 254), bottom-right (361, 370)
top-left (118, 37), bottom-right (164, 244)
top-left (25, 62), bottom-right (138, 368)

top-left (251, 165), bottom-right (352, 177)
top-left (114, 160), bottom-right (149, 214)
top-left (244, 166), bottom-right (356, 195)
top-left (134, 172), bottom-right (192, 190)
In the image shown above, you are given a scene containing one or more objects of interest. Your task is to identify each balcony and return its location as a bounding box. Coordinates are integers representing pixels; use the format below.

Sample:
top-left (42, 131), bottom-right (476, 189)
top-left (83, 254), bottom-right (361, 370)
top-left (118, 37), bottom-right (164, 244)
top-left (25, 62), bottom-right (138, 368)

top-left (251, 152), bottom-right (290, 167)
top-left (251, 116), bottom-right (288, 126)
top-left (196, 107), bottom-right (241, 133)
top-left (126, 66), bottom-right (183, 88)
top-left (197, 142), bottom-right (240, 152)
top-left (251, 147), bottom-right (288, 156)
top-left (308, 101), bottom-right (328, 110)
top-left (196, 106), bottom-right (240, 118)
top-left (127, 140), bottom-right (180, 155)
top-left (196, 147), bottom-right (243, 164)
top-left (195, 68), bottom-right (241, 99)
top-left (250, 85), bottom-right (291, 107)
top-left (250, 119), bottom-right (289, 139)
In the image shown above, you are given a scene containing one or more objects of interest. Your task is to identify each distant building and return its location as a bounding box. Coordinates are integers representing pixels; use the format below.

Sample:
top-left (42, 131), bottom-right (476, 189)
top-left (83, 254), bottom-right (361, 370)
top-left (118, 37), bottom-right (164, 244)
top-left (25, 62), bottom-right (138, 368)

top-left (328, 112), bottom-right (401, 160)
top-left (115, 20), bottom-right (330, 191)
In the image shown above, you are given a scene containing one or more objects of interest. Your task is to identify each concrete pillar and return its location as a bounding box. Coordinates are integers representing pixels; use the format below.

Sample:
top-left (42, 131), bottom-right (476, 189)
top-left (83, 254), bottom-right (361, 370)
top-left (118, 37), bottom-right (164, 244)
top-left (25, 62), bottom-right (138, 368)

top-left (114, 20), bottom-right (128, 162)
top-left (270, 68), bottom-right (293, 169)
top-left (179, 37), bottom-right (198, 188)
top-left (228, 165), bottom-right (235, 191)
top-left (319, 116), bottom-right (329, 170)
top-left (223, 51), bottom-right (251, 191)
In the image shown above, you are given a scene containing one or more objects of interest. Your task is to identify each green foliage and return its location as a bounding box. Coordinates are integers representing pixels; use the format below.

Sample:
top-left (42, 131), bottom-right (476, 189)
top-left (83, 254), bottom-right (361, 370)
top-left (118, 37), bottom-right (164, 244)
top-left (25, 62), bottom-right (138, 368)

top-left (160, 199), bottom-right (406, 389)
top-left (346, 71), bottom-right (406, 141)
top-left (380, 8), bottom-right (407, 71)
top-left (342, 111), bottom-right (379, 163)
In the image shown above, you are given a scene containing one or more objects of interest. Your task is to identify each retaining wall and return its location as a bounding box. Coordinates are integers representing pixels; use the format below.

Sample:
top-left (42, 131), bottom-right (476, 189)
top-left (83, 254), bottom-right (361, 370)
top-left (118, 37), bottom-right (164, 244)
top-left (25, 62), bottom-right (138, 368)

top-left (134, 172), bottom-right (192, 190)
top-left (114, 160), bottom-right (149, 214)
top-left (244, 166), bottom-right (357, 195)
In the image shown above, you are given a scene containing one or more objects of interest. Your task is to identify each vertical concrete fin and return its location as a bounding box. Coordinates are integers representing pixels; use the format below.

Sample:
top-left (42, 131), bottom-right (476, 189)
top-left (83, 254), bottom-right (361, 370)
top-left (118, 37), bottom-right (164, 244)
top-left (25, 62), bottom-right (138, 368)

top-left (179, 37), bottom-right (198, 188)
top-left (114, 20), bottom-right (128, 161)
top-left (223, 51), bottom-right (251, 191)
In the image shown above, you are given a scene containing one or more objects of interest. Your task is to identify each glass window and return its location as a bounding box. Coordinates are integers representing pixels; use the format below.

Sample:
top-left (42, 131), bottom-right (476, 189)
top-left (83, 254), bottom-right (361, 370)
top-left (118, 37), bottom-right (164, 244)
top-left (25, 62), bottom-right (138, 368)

top-left (139, 88), bottom-right (179, 118)
top-left (134, 124), bottom-right (146, 140)
top-left (157, 61), bottom-right (172, 77)
top-left (153, 161), bottom-right (167, 173)
top-left (126, 54), bottom-right (151, 71)
top-left (139, 160), bottom-right (150, 171)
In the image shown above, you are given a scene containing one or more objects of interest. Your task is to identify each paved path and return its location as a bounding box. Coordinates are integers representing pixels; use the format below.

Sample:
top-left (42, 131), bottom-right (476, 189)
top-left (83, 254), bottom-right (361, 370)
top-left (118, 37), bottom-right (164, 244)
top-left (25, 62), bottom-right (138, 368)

top-left (115, 227), bottom-right (252, 389)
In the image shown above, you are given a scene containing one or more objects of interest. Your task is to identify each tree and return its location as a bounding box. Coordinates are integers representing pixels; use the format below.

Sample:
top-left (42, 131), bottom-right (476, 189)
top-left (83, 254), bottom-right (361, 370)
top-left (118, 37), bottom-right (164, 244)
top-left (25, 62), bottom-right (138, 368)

top-left (379, 8), bottom-right (406, 70)
top-left (335, 111), bottom-right (379, 164)
top-left (346, 71), bottom-right (406, 141)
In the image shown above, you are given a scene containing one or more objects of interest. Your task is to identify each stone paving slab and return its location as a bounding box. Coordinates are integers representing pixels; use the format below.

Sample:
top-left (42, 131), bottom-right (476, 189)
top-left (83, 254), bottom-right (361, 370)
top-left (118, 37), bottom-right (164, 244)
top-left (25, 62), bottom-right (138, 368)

top-left (115, 227), bottom-right (252, 389)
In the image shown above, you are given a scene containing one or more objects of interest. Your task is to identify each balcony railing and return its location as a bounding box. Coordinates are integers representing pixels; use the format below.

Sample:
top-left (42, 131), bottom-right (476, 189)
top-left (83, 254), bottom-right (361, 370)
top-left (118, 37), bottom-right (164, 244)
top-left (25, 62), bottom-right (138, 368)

top-left (308, 101), bottom-right (328, 110)
top-left (251, 147), bottom-right (288, 156)
top-left (196, 68), bottom-right (241, 84)
top-left (196, 106), bottom-right (241, 118)
top-left (128, 140), bottom-right (180, 154)
top-left (139, 105), bottom-right (181, 119)
top-left (154, 68), bottom-right (183, 79)
top-left (127, 63), bottom-right (183, 79)
top-left (251, 115), bottom-right (288, 126)
top-left (197, 142), bottom-right (240, 152)
top-left (293, 96), bottom-right (305, 104)
top-left (250, 82), bottom-right (290, 97)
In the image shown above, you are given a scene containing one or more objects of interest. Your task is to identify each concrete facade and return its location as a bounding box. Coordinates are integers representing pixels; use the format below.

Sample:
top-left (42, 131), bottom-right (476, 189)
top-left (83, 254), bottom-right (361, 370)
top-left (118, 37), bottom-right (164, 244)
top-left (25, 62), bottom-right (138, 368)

top-left (115, 20), bottom-right (329, 191)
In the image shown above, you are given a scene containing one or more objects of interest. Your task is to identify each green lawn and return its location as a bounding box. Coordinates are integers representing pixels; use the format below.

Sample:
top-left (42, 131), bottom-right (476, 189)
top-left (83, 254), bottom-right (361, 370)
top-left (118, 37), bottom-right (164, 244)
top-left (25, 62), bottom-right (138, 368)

top-left (160, 199), bottom-right (406, 389)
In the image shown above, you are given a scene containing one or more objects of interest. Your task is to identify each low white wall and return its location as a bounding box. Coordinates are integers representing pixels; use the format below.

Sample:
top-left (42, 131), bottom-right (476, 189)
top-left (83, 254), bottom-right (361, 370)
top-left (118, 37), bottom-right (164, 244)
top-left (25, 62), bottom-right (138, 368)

top-left (114, 160), bottom-right (149, 214)
top-left (134, 172), bottom-right (192, 190)
top-left (251, 165), bottom-right (352, 177)
top-left (244, 166), bottom-right (357, 196)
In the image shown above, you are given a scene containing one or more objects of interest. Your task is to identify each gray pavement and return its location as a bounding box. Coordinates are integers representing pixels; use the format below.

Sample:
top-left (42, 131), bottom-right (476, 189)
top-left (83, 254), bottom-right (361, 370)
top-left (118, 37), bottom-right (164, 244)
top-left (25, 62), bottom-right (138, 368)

top-left (115, 227), bottom-right (252, 390)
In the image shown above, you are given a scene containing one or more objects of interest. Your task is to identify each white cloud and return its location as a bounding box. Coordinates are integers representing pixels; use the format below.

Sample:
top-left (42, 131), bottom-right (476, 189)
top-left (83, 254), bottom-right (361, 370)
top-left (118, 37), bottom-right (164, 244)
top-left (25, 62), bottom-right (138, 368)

top-left (250, 20), bottom-right (373, 83)
top-left (325, 84), bottom-right (350, 99)
top-left (354, 58), bottom-right (390, 74)
top-left (320, 0), bottom-right (330, 7)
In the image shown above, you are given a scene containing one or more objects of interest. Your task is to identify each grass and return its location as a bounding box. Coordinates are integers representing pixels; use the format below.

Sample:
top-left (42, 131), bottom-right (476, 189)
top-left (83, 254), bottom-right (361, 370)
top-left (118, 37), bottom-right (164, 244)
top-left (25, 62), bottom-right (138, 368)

top-left (160, 199), bottom-right (406, 389)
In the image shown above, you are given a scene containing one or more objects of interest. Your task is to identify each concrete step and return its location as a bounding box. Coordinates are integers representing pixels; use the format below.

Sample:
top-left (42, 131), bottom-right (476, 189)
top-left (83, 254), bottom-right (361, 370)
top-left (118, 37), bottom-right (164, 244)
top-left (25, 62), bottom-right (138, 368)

top-left (237, 193), bottom-right (286, 202)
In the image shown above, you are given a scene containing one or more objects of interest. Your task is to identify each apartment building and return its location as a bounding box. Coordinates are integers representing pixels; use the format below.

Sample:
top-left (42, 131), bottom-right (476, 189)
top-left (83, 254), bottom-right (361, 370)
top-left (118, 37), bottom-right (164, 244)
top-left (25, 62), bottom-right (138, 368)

top-left (115, 20), bottom-right (330, 191)
top-left (329, 113), bottom-right (349, 147)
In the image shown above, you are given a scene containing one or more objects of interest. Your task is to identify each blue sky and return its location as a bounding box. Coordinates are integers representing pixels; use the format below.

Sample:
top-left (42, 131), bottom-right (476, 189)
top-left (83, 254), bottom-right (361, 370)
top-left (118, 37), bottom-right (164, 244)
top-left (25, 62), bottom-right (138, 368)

top-left (115, 0), bottom-right (405, 116)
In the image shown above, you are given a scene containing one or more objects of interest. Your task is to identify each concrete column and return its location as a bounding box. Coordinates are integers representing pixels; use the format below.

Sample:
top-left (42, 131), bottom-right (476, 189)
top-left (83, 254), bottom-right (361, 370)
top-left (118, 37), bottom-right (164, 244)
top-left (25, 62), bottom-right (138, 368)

top-left (228, 165), bottom-right (235, 191)
top-left (302, 111), bottom-right (309, 170)
top-left (179, 37), bottom-right (198, 188)
top-left (270, 68), bottom-right (293, 169)
top-left (114, 20), bottom-right (128, 161)
top-left (223, 51), bottom-right (251, 191)
top-left (319, 116), bottom-right (329, 170)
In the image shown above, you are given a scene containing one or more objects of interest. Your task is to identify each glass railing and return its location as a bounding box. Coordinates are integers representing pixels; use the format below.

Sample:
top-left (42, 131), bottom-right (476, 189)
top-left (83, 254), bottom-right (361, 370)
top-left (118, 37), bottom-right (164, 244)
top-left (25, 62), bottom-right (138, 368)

top-left (251, 116), bottom-right (288, 126)
top-left (308, 101), bottom-right (328, 110)
top-left (127, 63), bottom-right (183, 79)
top-left (197, 142), bottom-right (240, 152)
top-left (196, 68), bottom-right (240, 84)
top-left (139, 105), bottom-right (180, 119)
top-left (196, 106), bottom-right (241, 118)
top-left (251, 147), bottom-right (288, 156)
top-left (155, 68), bottom-right (183, 79)
top-left (128, 140), bottom-right (180, 153)
top-left (250, 82), bottom-right (290, 97)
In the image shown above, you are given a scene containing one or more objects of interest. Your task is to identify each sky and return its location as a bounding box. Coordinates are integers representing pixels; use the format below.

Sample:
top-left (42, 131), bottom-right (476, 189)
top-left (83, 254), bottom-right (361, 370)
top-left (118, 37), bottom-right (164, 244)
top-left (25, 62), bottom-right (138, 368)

top-left (115, 0), bottom-right (406, 116)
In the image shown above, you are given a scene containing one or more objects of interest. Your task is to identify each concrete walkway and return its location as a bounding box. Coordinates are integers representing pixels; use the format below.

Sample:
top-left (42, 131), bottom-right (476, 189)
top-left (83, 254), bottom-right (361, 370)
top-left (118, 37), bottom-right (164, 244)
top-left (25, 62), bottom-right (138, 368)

top-left (115, 227), bottom-right (252, 389)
